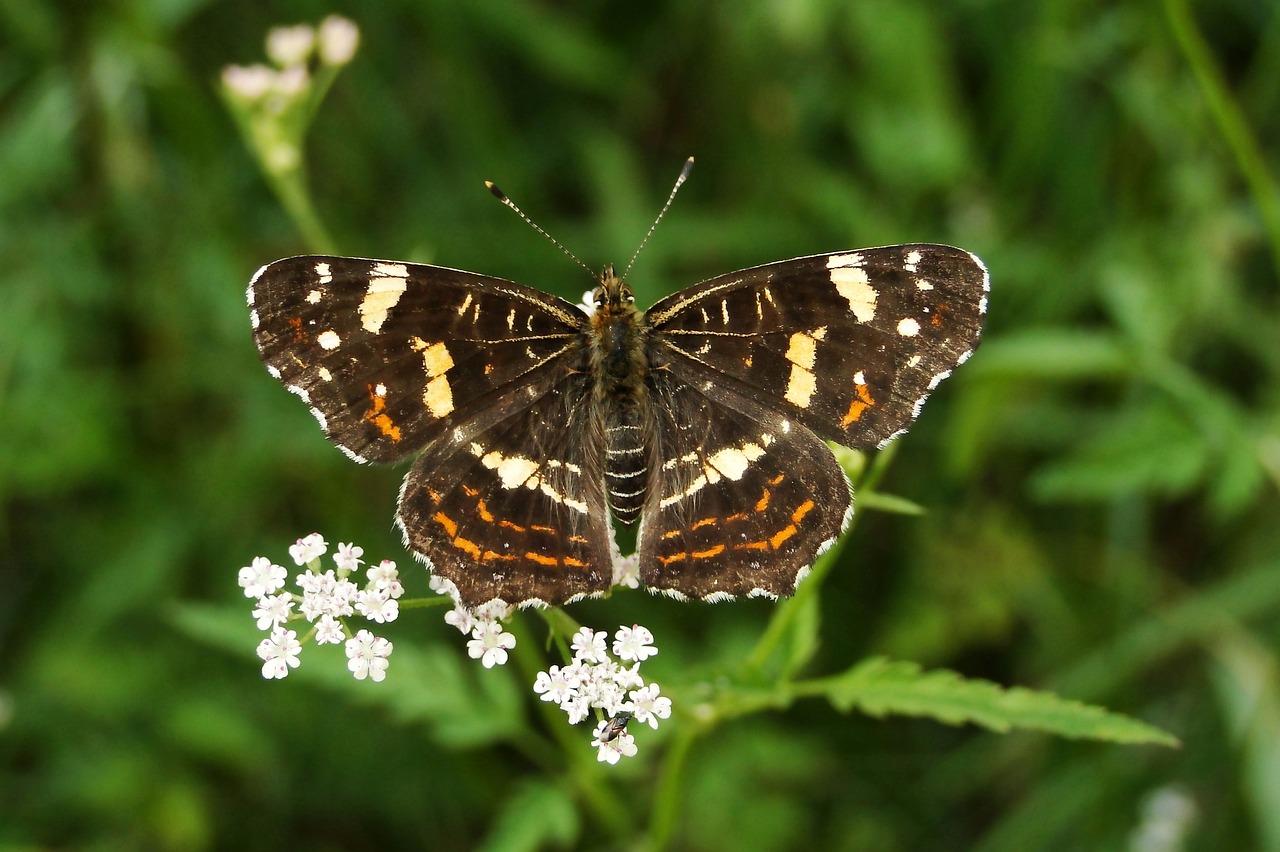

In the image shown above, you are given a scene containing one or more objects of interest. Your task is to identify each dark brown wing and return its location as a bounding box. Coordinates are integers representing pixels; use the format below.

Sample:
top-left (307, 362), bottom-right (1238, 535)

top-left (397, 371), bottom-right (617, 608)
top-left (248, 255), bottom-right (586, 463)
top-left (637, 376), bottom-right (851, 601)
top-left (646, 244), bottom-right (987, 449)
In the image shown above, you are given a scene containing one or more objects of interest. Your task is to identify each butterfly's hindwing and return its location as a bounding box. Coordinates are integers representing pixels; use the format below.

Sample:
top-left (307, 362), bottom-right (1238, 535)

top-left (638, 378), bottom-right (851, 600)
top-left (248, 256), bottom-right (586, 463)
top-left (397, 372), bottom-right (615, 607)
top-left (647, 244), bottom-right (987, 449)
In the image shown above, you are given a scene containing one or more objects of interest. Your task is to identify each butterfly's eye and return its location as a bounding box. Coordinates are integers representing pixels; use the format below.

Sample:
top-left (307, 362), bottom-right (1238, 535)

top-left (624, 292), bottom-right (636, 304)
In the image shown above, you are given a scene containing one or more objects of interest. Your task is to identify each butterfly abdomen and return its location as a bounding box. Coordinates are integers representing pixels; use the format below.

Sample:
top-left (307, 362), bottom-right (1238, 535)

top-left (588, 275), bottom-right (653, 526)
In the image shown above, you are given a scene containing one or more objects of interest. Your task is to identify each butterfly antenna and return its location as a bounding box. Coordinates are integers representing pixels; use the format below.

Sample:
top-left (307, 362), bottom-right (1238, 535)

top-left (485, 180), bottom-right (594, 277)
top-left (622, 156), bottom-right (694, 281)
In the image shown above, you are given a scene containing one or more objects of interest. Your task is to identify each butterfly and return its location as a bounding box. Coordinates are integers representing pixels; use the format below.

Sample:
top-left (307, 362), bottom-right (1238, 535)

top-left (248, 179), bottom-right (987, 609)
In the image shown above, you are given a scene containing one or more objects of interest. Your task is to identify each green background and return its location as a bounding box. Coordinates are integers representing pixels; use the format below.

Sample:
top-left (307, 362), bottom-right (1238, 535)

top-left (3, 0), bottom-right (1279, 849)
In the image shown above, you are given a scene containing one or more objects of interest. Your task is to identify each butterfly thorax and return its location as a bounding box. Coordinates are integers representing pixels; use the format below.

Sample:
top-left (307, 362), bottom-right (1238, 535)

top-left (587, 267), bottom-right (651, 525)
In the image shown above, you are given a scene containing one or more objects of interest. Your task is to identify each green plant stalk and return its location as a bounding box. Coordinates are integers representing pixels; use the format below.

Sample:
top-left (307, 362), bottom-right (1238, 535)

top-left (1164, 0), bottom-right (1280, 277)
top-left (741, 443), bottom-right (895, 674)
top-left (510, 611), bottom-right (636, 837)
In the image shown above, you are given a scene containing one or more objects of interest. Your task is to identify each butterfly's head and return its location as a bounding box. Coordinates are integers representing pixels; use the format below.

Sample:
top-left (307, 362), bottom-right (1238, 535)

top-left (590, 265), bottom-right (636, 313)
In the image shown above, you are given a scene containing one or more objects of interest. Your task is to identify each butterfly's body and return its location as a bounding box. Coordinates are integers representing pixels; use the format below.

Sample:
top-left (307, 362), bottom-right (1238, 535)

top-left (249, 244), bottom-right (987, 608)
top-left (588, 267), bottom-right (655, 525)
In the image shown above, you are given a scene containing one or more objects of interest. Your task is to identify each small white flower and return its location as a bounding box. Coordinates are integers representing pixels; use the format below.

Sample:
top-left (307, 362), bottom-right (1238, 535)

top-left (591, 722), bottom-right (638, 764)
top-left (475, 599), bottom-right (513, 624)
top-left (612, 624), bottom-right (658, 662)
top-left (444, 604), bottom-right (475, 635)
top-left (614, 553), bottom-right (640, 589)
top-left (314, 613), bottom-right (344, 645)
top-left (222, 64), bottom-right (276, 101)
top-left (429, 574), bottom-right (460, 602)
top-left (330, 578), bottom-right (359, 616)
top-left (533, 665), bottom-right (579, 705)
top-left (571, 627), bottom-right (608, 663)
top-left (366, 559), bottom-right (399, 591)
top-left (318, 15), bottom-right (360, 65)
top-left (615, 663), bottom-right (645, 690)
top-left (257, 627), bottom-right (302, 679)
top-left (346, 629), bottom-right (392, 681)
top-left (333, 542), bottom-right (364, 573)
top-left (628, 683), bottom-right (672, 729)
top-left (272, 65), bottom-right (309, 97)
top-left (467, 621), bottom-right (516, 669)
top-left (356, 589), bottom-right (398, 624)
top-left (252, 592), bottom-right (295, 630)
top-left (562, 694), bottom-right (591, 725)
top-left (239, 556), bottom-right (287, 598)
top-left (288, 533), bottom-right (328, 566)
top-left (266, 24), bottom-right (315, 67)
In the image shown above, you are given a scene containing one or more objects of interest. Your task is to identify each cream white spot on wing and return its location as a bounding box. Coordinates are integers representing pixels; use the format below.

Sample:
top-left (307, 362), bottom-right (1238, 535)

top-left (360, 275), bottom-right (408, 333)
top-left (306, 289), bottom-right (323, 304)
top-left (829, 262), bottom-right (876, 322)
top-left (783, 327), bottom-right (825, 408)
top-left (659, 436), bottom-right (770, 507)
top-left (457, 292), bottom-right (473, 317)
top-left (826, 252), bottom-right (864, 268)
top-left (373, 262), bottom-right (409, 278)
top-left (784, 367), bottom-right (816, 408)
top-left (411, 337), bottom-right (454, 377)
top-left (375, 383), bottom-right (387, 396)
top-left (315, 262), bottom-right (332, 283)
top-left (317, 366), bottom-right (332, 382)
top-left (424, 374), bottom-right (453, 417)
top-left (316, 329), bottom-right (341, 350)
top-left (482, 451), bottom-right (540, 489)
top-left (904, 250), bottom-right (921, 272)
top-left (897, 317), bottom-right (921, 337)
top-left (853, 370), bottom-right (866, 385)
top-left (915, 278), bottom-right (934, 291)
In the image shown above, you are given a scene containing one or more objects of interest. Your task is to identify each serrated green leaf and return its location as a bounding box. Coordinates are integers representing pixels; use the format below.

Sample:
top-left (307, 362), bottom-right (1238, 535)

top-left (819, 657), bottom-right (1179, 746)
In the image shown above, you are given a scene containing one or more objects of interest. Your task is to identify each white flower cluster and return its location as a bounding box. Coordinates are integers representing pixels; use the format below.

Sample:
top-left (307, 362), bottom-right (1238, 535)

top-left (223, 15), bottom-right (359, 100)
top-left (220, 16), bottom-right (359, 172)
top-left (428, 576), bottom-right (518, 668)
top-left (535, 625), bottom-right (671, 764)
top-left (239, 534), bottom-right (400, 682)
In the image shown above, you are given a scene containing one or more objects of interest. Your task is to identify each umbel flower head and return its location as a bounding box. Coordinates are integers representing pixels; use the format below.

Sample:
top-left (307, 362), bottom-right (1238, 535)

top-left (534, 625), bottom-right (672, 762)
top-left (238, 534), bottom-right (400, 682)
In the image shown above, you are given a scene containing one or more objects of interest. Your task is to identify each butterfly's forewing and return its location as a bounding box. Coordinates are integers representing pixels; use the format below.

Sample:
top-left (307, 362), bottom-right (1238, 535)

top-left (248, 256), bottom-right (586, 464)
top-left (647, 244), bottom-right (988, 448)
top-left (397, 372), bottom-right (616, 607)
top-left (637, 378), bottom-right (851, 600)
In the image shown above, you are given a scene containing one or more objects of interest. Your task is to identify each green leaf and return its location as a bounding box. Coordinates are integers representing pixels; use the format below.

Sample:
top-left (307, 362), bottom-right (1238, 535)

top-left (818, 657), bottom-right (1179, 746)
top-left (967, 330), bottom-right (1132, 381)
top-left (477, 779), bottom-right (579, 852)
top-left (857, 490), bottom-right (926, 516)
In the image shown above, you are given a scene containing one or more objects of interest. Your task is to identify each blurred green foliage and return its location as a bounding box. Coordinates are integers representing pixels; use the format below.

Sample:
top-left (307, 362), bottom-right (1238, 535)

top-left (2, 0), bottom-right (1279, 849)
